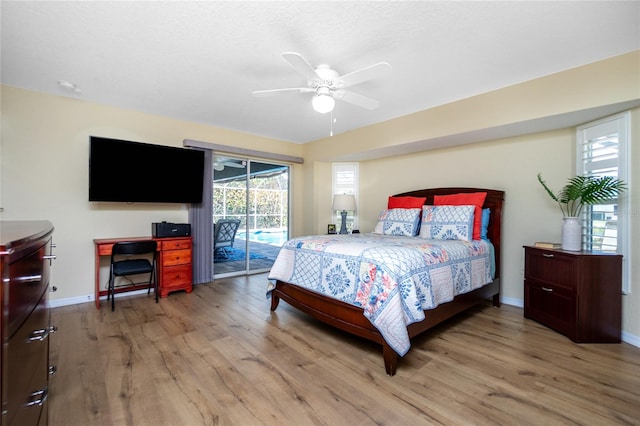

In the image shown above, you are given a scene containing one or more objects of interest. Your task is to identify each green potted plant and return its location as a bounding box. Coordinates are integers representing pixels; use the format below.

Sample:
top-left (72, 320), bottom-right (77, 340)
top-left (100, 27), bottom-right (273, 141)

top-left (537, 173), bottom-right (627, 251)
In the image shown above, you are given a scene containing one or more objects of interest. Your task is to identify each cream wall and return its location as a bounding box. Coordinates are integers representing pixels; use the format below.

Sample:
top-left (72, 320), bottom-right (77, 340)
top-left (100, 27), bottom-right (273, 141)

top-left (302, 51), bottom-right (640, 344)
top-left (0, 86), bottom-right (303, 303)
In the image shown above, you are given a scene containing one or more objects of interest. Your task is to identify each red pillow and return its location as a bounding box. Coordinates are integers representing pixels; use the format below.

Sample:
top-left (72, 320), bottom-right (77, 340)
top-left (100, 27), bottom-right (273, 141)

top-left (434, 192), bottom-right (487, 240)
top-left (387, 196), bottom-right (427, 209)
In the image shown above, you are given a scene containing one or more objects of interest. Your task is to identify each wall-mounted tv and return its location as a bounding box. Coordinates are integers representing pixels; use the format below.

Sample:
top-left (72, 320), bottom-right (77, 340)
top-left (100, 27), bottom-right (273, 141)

top-left (89, 136), bottom-right (205, 203)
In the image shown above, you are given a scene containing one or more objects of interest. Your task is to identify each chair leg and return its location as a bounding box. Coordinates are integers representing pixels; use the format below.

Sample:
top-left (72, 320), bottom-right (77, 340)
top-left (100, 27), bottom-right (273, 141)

top-left (108, 271), bottom-right (115, 311)
top-left (149, 267), bottom-right (158, 303)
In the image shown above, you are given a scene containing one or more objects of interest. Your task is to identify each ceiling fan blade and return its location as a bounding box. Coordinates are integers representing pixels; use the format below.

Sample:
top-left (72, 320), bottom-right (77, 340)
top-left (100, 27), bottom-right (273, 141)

top-left (336, 90), bottom-right (380, 110)
top-left (251, 87), bottom-right (315, 97)
top-left (282, 52), bottom-right (319, 81)
top-left (338, 62), bottom-right (391, 88)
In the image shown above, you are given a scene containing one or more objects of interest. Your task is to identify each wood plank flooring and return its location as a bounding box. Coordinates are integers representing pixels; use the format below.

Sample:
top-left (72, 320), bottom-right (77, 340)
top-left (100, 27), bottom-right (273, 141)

top-left (49, 274), bottom-right (640, 425)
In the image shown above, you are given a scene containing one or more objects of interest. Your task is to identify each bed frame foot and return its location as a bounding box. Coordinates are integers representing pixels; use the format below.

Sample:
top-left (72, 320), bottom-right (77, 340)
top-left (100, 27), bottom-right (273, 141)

top-left (270, 294), bottom-right (280, 311)
top-left (382, 344), bottom-right (398, 376)
top-left (492, 293), bottom-right (501, 307)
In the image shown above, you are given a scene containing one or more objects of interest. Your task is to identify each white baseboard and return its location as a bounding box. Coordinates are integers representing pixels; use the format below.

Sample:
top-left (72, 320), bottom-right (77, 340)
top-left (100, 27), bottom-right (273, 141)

top-left (500, 297), bottom-right (523, 308)
top-left (621, 331), bottom-right (640, 347)
top-left (48, 289), bottom-right (150, 309)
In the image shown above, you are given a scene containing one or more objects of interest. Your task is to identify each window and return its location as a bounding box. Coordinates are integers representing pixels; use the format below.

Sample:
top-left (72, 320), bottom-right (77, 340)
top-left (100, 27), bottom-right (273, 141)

top-left (332, 163), bottom-right (359, 232)
top-left (576, 112), bottom-right (630, 293)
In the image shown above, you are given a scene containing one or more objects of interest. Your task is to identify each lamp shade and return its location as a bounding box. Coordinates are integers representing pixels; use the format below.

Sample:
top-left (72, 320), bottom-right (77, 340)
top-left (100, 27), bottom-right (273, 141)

top-left (312, 93), bottom-right (335, 114)
top-left (333, 194), bottom-right (356, 211)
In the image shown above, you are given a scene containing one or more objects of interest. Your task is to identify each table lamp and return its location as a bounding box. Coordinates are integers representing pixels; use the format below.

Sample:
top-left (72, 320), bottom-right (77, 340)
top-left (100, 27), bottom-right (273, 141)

top-left (333, 194), bottom-right (356, 234)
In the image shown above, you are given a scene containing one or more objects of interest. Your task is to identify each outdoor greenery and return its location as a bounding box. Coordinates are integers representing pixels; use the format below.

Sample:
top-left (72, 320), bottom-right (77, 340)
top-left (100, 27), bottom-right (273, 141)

top-left (213, 172), bottom-right (288, 230)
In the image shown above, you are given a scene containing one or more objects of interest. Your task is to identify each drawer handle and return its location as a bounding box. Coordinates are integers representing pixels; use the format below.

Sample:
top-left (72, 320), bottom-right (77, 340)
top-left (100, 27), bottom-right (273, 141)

top-left (43, 254), bottom-right (56, 260)
top-left (542, 253), bottom-right (554, 258)
top-left (50, 285), bottom-right (58, 293)
top-left (15, 274), bottom-right (42, 283)
top-left (25, 387), bottom-right (48, 407)
top-left (49, 365), bottom-right (57, 376)
top-left (27, 327), bottom-right (50, 343)
top-left (49, 325), bottom-right (58, 334)
top-left (542, 287), bottom-right (554, 292)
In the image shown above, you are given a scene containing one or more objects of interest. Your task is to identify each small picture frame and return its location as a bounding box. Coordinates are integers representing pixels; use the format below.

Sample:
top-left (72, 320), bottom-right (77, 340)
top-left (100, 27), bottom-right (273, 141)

top-left (327, 224), bottom-right (337, 234)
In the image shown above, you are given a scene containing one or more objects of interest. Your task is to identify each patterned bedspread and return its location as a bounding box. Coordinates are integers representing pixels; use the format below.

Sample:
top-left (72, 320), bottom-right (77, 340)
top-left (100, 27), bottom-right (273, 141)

top-left (267, 233), bottom-right (495, 356)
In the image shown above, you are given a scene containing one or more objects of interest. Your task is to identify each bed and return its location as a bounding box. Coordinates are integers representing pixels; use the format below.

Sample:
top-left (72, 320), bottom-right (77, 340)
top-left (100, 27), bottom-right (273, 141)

top-left (267, 187), bottom-right (504, 375)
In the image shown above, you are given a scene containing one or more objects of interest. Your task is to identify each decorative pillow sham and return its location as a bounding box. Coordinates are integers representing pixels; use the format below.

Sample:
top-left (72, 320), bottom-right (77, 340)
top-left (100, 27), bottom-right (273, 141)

top-left (419, 205), bottom-right (475, 241)
top-left (387, 196), bottom-right (427, 209)
top-left (434, 192), bottom-right (487, 240)
top-left (373, 208), bottom-right (421, 236)
top-left (481, 208), bottom-right (490, 240)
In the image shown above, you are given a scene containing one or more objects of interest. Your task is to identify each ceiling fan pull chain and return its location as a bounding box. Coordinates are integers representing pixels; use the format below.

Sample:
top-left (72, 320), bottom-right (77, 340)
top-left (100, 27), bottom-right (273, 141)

top-left (330, 111), bottom-right (334, 136)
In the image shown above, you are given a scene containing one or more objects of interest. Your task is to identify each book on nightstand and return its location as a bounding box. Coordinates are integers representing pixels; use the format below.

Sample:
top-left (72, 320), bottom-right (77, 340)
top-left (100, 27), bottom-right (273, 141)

top-left (534, 241), bottom-right (562, 249)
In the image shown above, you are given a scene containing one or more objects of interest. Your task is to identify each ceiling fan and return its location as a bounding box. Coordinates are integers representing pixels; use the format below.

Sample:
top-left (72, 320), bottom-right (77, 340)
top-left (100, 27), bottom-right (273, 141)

top-left (252, 52), bottom-right (391, 114)
top-left (213, 157), bottom-right (246, 171)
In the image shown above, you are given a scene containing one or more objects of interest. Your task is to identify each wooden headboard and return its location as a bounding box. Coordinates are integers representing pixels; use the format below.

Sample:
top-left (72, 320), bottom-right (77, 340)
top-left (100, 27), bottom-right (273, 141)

top-left (393, 187), bottom-right (505, 279)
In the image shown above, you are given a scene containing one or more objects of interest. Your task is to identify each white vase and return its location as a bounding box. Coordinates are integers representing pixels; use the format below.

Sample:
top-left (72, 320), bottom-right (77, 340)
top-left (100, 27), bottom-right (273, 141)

top-left (562, 217), bottom-right (582, 251)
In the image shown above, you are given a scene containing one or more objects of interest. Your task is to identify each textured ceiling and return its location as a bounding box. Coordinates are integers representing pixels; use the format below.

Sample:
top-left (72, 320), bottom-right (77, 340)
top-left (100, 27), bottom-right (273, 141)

top-left (2, 1), bottom-right (639, 143)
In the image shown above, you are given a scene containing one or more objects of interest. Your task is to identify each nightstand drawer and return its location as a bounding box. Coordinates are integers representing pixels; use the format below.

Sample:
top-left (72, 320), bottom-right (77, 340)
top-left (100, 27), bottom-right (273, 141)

top-left (524, 280), bottom-right (575, 337)
top-left (524, 248), bottom-right (576, 290)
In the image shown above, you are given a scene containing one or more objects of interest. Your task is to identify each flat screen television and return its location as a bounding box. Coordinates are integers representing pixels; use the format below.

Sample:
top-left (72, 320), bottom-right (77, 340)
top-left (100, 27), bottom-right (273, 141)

top-left (89, 136), bottom-right (205, 203)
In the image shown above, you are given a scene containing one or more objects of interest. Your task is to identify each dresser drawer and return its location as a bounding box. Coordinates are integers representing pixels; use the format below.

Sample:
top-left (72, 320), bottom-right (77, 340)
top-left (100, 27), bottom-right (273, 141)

top-left (162, 249), bottom-right (191, 267)
top-left (162, 264), bottom-right (192, 288)
top-left (8, 242), bottom-right (50, 337)
top-left (161, 239), bottom-right (191, 251)
top-left (6, 291), bottom-right (50, 426)
top-left (524, 248), bottom-right (576, 291)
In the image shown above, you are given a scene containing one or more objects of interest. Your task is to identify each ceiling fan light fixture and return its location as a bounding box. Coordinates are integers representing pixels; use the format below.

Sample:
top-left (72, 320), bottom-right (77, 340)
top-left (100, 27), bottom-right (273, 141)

top-left (312, 93), bottom-right (335, 114)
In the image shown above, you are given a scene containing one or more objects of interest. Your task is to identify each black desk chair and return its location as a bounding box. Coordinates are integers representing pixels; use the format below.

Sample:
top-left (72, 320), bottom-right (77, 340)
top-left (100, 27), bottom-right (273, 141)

top-left (108, 240), bottom-right (158, 311)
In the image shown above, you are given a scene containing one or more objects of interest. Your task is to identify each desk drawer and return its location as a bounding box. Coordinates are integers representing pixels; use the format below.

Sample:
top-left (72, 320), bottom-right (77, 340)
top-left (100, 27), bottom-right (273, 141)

top-left (162, 264), bottom-right (192, 287)
top-left (161, 239), bottom-right (191, 251)
top-left (162, 249), bottom-right (191, 266)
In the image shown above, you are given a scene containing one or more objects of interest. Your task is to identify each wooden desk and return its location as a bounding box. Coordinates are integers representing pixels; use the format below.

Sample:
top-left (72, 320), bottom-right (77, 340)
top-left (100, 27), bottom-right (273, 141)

top-left (94, 236), bottom-right (193, 309)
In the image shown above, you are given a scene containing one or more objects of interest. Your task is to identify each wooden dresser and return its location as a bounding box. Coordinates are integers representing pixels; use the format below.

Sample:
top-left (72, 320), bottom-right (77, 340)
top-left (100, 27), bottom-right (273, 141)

top-left (523, 245), bottom-right (622, 343)
top-left (157, 237), bottom-right (193, 298)
top-left (1, 221), bottom-right (56, 425)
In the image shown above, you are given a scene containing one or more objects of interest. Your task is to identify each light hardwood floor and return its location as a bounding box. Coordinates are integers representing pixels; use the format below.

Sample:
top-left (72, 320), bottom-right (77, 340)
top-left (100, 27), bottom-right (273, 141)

top-left (49, 274), bottom-right (640, 425)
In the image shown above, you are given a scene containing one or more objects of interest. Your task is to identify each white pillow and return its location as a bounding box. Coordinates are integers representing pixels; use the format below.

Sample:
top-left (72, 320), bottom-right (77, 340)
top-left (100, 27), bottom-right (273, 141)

top-left (373, 208), bottom-right (421, 236)
top-left (419, 205), bottom-right (474, 241)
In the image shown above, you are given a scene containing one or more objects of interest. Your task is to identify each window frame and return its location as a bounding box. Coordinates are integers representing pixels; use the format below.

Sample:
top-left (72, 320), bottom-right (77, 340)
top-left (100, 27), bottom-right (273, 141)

top-left (576, 111), bottom-right (631, 293)
top-left (332, 162), bottom-right (359, 233)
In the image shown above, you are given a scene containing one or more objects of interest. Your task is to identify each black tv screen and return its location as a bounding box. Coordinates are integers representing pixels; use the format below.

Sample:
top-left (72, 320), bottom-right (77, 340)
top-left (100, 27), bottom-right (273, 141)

top-left (89, 136), bottom-right (205, 203)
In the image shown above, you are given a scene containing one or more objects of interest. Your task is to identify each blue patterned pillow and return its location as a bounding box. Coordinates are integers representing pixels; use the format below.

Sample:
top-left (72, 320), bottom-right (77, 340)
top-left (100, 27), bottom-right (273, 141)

top-left (373, 208), bottom-right (421, 236)
top-left (419, 205), bottom-right (475, 241)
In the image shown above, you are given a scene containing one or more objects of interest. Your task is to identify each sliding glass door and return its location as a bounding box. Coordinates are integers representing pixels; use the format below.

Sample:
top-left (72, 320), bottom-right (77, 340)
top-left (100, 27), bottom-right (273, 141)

top-left (212, 156), bottom-right (289, 277)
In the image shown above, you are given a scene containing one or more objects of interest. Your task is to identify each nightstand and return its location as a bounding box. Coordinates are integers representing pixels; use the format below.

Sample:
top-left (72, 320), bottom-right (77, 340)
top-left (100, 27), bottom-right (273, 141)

top-left (523, 245), bottom-right (622, 343)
